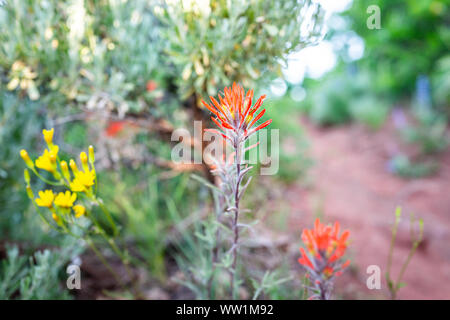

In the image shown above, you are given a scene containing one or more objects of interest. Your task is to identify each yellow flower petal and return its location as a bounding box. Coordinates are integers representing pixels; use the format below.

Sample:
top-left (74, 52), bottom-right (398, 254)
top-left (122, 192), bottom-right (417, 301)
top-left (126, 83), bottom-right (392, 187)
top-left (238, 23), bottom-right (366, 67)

top-left (54, 190), bottom-right (77, 208)
top-left (42, 128), bottom-right (54, 145)
top-left (73, 204), bottom-right (86, 218)
top-left (70, 170), bottom-right (95, 193)
top-left (35, 149), bottom-right (54, 172)
top-left (35, 190), bottom-right (55, 208)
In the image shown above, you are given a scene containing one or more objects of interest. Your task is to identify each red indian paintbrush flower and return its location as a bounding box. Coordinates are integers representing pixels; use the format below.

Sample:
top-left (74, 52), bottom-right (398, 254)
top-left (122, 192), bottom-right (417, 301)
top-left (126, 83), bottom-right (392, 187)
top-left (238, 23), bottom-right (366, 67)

top-left (202, 82), bottom-right (272, 142)
top-left (202, 83), bottom-right (272, 298)
top-left (298, 218), bottom-right (350, 299)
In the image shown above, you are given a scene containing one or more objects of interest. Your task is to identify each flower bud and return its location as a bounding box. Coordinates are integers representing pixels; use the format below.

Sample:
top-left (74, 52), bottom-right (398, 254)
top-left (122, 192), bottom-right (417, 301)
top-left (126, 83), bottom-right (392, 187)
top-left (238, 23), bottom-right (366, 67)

top-left (80, 152), bottom-right (89, 172)
top-left (48, 152), bottom-right (58, 174)
top-left (69, 159), bottom-right (79, 174)
top-left (24, 169), bottom-right (30, 184)
top-left (26, 185), bottom-right (34, 199)
top-left (73, 204), bottom-right (86, 218)
top-left (60, 161), bottom-right (70, 181)
top-left (80, 151), bottom-right (88, 164)
top-left (49, 153), bottom-right (57, 163)
top-left (88, 145), bottom-right (95, 164)
top-left (52, 213), bottom-right (61, 224)
top-left (42, 128), bottom-right (54, 145)
top-left (20, 149), bottom-right (34, 168)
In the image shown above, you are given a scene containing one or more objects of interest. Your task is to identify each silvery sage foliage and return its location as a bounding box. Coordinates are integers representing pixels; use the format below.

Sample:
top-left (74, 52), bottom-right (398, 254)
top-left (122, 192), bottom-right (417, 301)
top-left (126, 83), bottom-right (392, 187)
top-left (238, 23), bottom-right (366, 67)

top-left (159, 0), bottom-right (325, 100)
top-left (0, 237), bottom-right (83, 300)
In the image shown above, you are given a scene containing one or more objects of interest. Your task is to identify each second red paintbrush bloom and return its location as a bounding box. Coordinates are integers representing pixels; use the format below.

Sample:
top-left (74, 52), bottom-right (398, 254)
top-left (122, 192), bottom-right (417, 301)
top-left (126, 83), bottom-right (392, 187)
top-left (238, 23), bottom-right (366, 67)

top-left (298, 218), bottom-right (350, 299)
top-left (202, 82), bottom-right (272, 142)
top-left (299, 218), bottom-right (350, 276)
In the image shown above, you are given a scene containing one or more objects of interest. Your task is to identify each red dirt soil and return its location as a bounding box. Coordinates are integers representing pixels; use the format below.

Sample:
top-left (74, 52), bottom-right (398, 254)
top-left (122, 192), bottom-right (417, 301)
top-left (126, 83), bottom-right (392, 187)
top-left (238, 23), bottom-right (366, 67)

top-left (285, 116), bottom-right (450, 300)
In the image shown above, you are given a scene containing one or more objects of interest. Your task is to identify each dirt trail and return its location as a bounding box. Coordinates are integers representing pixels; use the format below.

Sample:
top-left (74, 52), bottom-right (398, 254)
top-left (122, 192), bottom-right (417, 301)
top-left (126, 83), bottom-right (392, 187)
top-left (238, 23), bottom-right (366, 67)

top-left (286, 116), bottom-right (450, 299)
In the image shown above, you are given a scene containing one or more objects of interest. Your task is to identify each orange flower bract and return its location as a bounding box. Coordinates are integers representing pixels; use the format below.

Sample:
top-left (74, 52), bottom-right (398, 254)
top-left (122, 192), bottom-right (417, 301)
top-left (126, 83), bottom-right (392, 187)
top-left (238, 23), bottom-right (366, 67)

top-left (298, 218), bottom-right (350, 278)
top-left (298, 218), bottom-right (351, 299)
top-left (202, 82), bottom-right (272, 141)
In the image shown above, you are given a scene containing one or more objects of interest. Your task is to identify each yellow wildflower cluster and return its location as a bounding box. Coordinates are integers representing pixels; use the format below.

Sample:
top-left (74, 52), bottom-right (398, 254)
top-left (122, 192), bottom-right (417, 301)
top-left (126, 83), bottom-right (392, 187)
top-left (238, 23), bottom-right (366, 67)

top-left (21, 128), bottom-right (128, 284)
top-left (20, 128), bottom-right (97, 227)
top-left (21, 129), bottom-right (61, 178)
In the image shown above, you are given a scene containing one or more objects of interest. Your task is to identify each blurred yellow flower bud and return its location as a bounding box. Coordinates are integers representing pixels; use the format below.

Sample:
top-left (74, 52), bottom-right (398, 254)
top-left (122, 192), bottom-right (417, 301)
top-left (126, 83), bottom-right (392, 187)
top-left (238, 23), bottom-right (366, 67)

top-left (20, 149), bottom-right (34, 168)
top-left (88, 145), bottom-right (95, 164)
top-left (26, 185), bottom-right (34, 199)
top-left (24, 169), bottom-right (30, 184)
top-left (52, 213), bottom-right (61, 224)
top-left (73, 204), bottom-right (86, 218)
top-left (60, 160), bottom-right (70, 181)
top-left (42, 128), bottom-right (54, 145)
top-left (80, 152), bottom-right (89, 172)
top-left (80, 151), bottom-right (88, 164)
top-left (69, 159), bottom-right (79, 174)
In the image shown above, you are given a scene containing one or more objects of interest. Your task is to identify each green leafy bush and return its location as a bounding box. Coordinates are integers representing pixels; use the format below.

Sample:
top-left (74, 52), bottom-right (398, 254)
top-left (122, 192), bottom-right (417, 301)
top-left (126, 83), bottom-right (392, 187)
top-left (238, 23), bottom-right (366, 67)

top-left (304, 71), bottom-right (388, 128)
top-left (0, 0), bottom-right (166, 114)
top-left (0, 93), bottom-right (47, 243)
top-left (349, 95), bottom-right (389, 130)
top-left (389, 154), bottom-right (438, 179)
top-left (342, 0), bottom-right (450, 98)
top-left (432, 55), bottom-right (450, 114)
top-left (402, 109), bottom-right (448, 155)
top-left (1, 238), bottom-right (83, 300)
top-left (160, 0), bottom-right (324, 100)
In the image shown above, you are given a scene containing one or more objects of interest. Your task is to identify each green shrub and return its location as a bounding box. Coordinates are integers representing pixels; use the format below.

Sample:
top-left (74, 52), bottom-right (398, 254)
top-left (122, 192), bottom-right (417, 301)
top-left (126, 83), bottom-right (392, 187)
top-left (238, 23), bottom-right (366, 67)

top-left (0, 0), bottom-right (167, 114)
top-left (349, 95), bottom-right (389, 130)
top-left (402, 111), bottom-right (448, 155)
top-left (432, 55), bottom-right (450, 114)
top-left (0, 93), bottom-right (48, 243)
top-left (304, 71), bottom-right (388, 128)
top-left (1, 238), bottom-right (83, 300)
top-left (161, 0), bottom-right (324, 100)
top-left (389, 155), bottom-right (438, 179)
top-left (341, 0), bottom-right (450, 98)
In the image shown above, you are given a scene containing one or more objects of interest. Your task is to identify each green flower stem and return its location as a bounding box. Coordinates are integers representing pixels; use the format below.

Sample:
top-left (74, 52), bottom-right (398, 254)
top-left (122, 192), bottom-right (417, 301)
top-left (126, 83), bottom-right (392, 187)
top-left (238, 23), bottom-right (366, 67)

top-left (31, 168), bottom-right (62, 186)
top-left (93, 196), bottom-right (118, 237)
top-left (91, 163), bottom-right (98, 194)
top-left (88, 213), bottom-right (139, 295)
top-left (387, 208), bottom-right (401, 278)
top-left (230, 137), bottom-right (244, 300)
top-left (106, 237), bottom-right (134, 280)
top-left (65, 210), bottom-right (131, 291)
top-left (85, 236), bottom-right (125, 288)
top-left (32, 203), bottom-right (59, 232)
top-left (386, 208), bottom-right (424, 300)
top-left (58, 210), bottom-right (127, 290)
top-left (86, 208), bottom-right (132, 279)
top-left (39, 206), bottom-right (122, 286)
